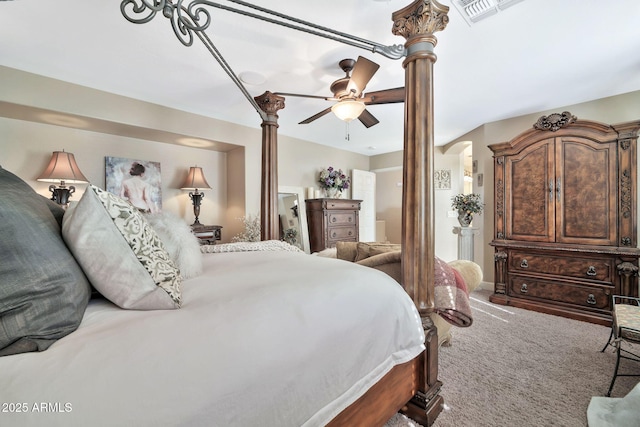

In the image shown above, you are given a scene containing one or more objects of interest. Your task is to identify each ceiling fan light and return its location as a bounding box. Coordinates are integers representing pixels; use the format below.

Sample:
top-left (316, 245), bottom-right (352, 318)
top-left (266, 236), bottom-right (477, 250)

top-left (331, 100), bottom-right (366, 122)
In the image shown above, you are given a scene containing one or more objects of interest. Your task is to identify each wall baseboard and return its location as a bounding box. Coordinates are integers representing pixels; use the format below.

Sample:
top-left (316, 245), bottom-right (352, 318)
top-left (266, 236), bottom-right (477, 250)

top-left (477, 281), bottom-right (493, 291)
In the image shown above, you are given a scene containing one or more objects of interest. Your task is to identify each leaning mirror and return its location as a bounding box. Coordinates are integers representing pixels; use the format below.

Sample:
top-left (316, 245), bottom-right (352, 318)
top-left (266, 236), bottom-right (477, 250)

top-left (278, 186), bottom-right (310, 254)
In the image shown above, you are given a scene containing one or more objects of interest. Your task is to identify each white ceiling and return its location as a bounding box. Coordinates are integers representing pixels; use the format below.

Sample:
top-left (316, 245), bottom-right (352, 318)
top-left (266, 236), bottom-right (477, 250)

top-left (1, 0), bottom-right (639, 155)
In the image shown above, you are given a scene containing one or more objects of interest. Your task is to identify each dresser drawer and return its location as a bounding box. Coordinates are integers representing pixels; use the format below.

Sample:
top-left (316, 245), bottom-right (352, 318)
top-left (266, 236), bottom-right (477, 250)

top-left (328, 226), bottom-right (357, 241)
top-left (509, 250), bottom-right (614, 282)
top-left (328, 212), bottom-right (356, 226)
top-left (508, 275), bottom-right (611, 310)
top-left (323, 200), bottom-right (361, 210)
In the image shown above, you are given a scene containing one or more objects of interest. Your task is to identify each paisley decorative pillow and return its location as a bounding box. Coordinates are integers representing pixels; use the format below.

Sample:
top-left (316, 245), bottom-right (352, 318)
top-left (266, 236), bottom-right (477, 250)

top-left (63, 185), bottom-right (181, 310)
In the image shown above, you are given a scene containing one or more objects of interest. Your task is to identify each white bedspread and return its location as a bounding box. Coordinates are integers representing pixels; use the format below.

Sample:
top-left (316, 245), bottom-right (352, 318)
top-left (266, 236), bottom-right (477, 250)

top-left (0, 251), bottom-right (425, 426)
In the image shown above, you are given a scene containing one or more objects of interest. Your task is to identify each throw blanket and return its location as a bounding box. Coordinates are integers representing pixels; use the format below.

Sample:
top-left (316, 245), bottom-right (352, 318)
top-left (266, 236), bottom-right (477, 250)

top-left (434, 257), bottom-right (473, 327)
top-left (201, 240), bottom-right (304, 253)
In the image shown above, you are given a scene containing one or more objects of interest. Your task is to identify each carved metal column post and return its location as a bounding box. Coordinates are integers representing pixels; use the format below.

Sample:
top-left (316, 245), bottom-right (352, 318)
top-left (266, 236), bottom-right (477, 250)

top-left (392, 1), bottom-right (449, 425)
top-left (393, 0), bottom-right (448, 317)
top-left (255, 91), bottom-right (285, 241)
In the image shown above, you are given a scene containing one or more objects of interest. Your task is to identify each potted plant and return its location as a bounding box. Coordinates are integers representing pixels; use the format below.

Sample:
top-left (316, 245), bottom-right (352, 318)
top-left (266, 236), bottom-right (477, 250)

top-left (318, 166), bottom-right (350, 198)
top-left (451, 193), bottom-right (484, 227)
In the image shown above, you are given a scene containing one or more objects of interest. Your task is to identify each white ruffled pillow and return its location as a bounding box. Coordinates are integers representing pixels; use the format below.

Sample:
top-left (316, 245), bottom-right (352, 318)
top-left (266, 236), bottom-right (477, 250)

top-left (145, 212), bottom-right (203, 279)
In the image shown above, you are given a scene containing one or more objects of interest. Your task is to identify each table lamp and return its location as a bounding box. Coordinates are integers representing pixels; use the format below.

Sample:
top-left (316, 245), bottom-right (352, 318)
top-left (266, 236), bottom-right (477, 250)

top-left (181, 166), bottom-right (211, 226)
top-left (37, 150), bottom-right (89, 206)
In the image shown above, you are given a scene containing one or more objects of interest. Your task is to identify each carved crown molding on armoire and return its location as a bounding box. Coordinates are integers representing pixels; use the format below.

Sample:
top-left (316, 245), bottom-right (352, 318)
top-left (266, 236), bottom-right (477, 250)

top-left (489, 113), bottom-right (640, 326)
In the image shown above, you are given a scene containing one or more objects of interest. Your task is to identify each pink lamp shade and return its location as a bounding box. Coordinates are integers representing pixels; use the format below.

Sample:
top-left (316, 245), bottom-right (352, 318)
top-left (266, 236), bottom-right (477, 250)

top-left (37, 151), bottom-right (89, 185)
top-left (180, 166), bottom-right (211, 190)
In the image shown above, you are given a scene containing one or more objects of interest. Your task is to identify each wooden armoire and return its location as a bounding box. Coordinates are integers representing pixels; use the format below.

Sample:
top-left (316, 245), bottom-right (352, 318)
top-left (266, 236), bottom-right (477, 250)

top-left (489, 112), bottom-right (640, 325)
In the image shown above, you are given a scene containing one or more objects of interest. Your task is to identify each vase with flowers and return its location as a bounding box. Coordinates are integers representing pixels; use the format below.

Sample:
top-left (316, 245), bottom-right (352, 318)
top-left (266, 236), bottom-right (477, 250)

top-left (451, 193), bottom-right (484, 227)
top-left (318, 166), bottom-right (350, 198)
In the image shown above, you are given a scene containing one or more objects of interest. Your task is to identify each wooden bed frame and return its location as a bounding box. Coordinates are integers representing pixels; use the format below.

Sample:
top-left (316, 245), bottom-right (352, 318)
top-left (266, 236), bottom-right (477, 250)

top-left (255, 1), bottom-right (451, 425)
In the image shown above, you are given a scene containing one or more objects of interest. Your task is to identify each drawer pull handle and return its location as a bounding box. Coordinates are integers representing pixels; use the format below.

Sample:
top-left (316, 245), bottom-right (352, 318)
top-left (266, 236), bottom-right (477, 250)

top-left (348, 231), bottom-right (352, 236)
top-left (586, 266), bottom-right (597, 276)
top-left (520, 259), bottom-right (529, 268)
top-left (332, 232), bottom-right (336, 238)
top-left (331, 217), bottom-right (337, 223)
top-left (587, 294), bottom-right (596, 305)
top-left (348, 217), bottom-right (352, 222)
top-left (520, 283), bottom-right (528, 293)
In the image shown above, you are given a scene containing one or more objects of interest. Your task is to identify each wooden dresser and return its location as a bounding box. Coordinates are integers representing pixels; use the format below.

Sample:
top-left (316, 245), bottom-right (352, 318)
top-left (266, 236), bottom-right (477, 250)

top-left (305, 198), bottom-right (361, 253)
top-left (490, 113), bottom-right (640, 325)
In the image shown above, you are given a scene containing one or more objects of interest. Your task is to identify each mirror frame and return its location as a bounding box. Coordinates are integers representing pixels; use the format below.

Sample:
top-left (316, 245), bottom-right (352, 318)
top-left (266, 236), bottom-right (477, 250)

top-left (278, 186), bottom-right (311, 254)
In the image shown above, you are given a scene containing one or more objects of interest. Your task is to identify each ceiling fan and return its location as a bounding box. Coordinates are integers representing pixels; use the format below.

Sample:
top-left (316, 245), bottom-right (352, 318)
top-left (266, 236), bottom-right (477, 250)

top-left (276, 56), bottom-right (405, 128)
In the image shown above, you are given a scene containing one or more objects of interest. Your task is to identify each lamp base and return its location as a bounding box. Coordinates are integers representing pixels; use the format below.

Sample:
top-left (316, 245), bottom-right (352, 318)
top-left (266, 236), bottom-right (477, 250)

top-left (49, 185), bottom-right (76, 206)
top-left (189, 191), bottom-right (204, 226)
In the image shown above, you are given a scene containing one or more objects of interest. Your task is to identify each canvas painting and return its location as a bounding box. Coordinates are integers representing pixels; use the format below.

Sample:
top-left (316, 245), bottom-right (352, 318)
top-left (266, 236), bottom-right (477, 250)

top-left (105, 156), bottom-right (162, 213)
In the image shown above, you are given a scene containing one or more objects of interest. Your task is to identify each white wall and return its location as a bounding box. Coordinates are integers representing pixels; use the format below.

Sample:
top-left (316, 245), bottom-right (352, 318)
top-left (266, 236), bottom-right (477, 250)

top-left (372, 148), bottom-right (464, 262)
top-left (278, 137), bottom-right (369, 198)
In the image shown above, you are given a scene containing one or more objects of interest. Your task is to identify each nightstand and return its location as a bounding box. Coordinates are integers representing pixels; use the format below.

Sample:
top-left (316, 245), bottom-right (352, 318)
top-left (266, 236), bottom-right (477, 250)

top-left (191, 224), bottom-right (222, 245)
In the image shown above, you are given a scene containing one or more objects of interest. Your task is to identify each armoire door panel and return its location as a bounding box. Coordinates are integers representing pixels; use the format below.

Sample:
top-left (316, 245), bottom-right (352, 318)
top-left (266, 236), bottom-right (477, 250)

top-left (556, 138), bottom-right (617, 245)
top-left (506, 139), bottom-right (555, 242)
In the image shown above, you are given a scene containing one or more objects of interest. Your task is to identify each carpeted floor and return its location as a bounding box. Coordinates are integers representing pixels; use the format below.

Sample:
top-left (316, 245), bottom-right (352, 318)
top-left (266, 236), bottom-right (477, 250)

top-left (384, 289), bottom-right (639, 427)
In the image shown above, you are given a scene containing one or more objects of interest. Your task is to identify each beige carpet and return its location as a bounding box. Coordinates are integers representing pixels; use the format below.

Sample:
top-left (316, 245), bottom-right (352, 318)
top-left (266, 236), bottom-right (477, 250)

top-left (384, 289), bottom-right (639, 427)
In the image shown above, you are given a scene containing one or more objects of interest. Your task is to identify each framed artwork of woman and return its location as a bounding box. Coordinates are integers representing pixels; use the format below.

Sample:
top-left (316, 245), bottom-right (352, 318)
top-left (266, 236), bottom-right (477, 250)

top-left (105, 156), bottom-right (162, 213)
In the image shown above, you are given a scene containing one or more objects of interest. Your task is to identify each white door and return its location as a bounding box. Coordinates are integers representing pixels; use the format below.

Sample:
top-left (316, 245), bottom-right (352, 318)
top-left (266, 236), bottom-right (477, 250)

top-left (351, 169), bottom-right (376, 242)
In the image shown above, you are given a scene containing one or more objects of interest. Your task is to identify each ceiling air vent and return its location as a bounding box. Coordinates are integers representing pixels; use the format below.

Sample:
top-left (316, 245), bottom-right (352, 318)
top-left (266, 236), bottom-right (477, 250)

top-left (453, 0), bottom-right (526, 26)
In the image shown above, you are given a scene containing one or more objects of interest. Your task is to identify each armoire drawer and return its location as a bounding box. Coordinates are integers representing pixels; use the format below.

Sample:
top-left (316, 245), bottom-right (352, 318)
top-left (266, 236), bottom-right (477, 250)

top-left (328, 212), bottom-right (356, 226)
top-left (508, 250), bottom-right (614, 283)
top-left (508, 276), bottom-right (611, 310)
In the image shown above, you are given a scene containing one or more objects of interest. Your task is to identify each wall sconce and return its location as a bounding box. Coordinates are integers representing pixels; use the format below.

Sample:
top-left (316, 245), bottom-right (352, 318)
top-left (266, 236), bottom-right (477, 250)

top-left (37, 150), bottom-right (89, 206)
top-left (181, 166), bottom-right (211, 226)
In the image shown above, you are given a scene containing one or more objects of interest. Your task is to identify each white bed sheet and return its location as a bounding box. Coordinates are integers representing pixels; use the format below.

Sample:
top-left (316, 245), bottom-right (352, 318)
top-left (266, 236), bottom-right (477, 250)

top-left (0, 250), bottom-right (425, 426)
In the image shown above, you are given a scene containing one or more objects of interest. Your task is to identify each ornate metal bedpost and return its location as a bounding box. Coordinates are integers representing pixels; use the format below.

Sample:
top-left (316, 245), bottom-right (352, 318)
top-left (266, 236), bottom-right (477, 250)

top-left (255, 91), bottom-right (285, 241)
top-left (392, 1), bottom-right (449, 425)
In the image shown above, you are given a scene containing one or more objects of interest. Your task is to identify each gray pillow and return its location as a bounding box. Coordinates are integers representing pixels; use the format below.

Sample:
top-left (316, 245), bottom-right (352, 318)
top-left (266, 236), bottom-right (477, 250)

top-left (0, 167), bottom-right (91, 356)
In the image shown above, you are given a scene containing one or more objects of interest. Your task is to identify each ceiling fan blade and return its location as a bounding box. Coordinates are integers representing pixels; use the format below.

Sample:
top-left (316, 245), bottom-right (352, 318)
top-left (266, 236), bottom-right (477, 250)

top-left (347, 56), bottom-right (380, 97)
top-left (362, 87), bottom-right (405, 105)
top-left (275, 92), bottom-right (336, 101)
top-left (358, 109), bottom-right (379, 128)
top-left (299, 107), bottom-right (332, 124)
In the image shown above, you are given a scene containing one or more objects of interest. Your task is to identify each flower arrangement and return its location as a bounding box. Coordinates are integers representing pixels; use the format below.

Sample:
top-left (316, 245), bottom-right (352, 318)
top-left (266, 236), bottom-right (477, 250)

top-left (231, 214), bottom-right (261, 242)
top-left (283, 227), bottom-right (298, 245)
top-left (318, 166), bottom-right (350, 192)
top-left (451, 193), bottom-right (484, 215)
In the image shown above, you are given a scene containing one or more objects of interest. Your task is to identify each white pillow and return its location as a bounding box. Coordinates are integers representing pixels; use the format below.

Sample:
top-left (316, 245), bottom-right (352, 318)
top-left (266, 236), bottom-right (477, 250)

top-left (62, 185), bottom-right (181, 310)
top-left (145, 212), bottom-right (202, 279)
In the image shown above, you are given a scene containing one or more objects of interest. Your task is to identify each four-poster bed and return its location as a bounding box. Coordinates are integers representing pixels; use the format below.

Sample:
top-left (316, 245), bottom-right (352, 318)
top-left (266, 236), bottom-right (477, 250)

top-left (122, 0), bottom-right (451, 424)
top-left (0, 1), bottom-right (451, 426)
